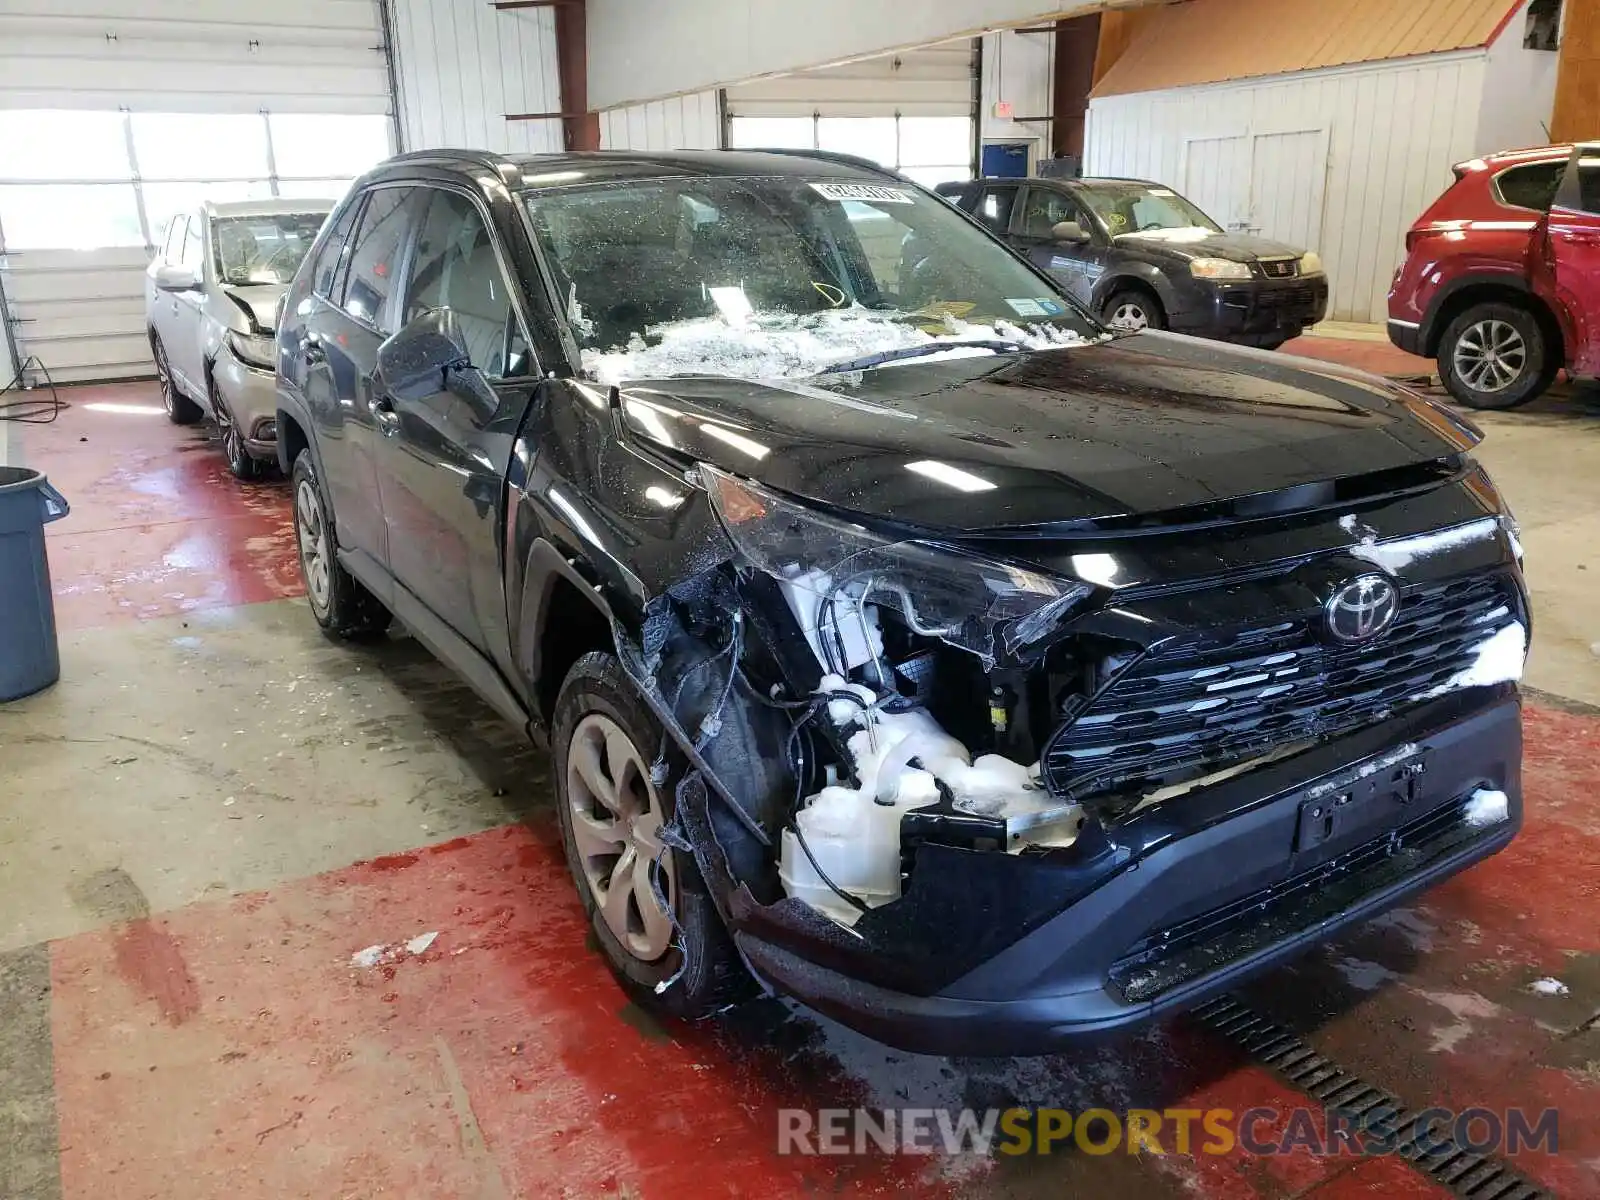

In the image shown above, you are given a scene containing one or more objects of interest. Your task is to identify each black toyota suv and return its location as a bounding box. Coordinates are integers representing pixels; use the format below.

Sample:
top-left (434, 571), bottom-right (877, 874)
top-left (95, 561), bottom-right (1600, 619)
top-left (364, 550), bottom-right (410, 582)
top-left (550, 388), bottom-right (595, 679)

top-left (276, 149), bottom-right (1526, 1055)
top-left (939, 176), bottom-right (1330, 349)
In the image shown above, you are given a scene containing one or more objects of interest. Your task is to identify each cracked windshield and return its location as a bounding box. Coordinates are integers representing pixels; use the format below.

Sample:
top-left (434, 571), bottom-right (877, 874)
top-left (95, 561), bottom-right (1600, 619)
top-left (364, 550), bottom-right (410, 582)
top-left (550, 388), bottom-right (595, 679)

top-left (213, 211), bottom-right (329, 286)
top-left (523, 175), bottom-right (1099, 383)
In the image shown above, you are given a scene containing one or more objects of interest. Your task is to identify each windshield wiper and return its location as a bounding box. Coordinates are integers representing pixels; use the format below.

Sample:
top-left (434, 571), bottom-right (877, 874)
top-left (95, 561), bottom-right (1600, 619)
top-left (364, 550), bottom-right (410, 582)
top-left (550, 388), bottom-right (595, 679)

top-left (816, 339), bottom-right (1025, 375)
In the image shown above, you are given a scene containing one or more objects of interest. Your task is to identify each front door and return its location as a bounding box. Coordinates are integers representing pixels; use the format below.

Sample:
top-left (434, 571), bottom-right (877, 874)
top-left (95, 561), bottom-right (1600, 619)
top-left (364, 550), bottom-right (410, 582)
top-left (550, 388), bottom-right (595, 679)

top-left (166, 213), bottom-right (209, 397)
top-left (1013, 185), bottom-right (1104, 306)
top-left (1544, 144), bottom-right (1600, 377)
top-left (314, 184), bottom-right (421, 569)
top-left (376, 185), bottom-right (535, 660)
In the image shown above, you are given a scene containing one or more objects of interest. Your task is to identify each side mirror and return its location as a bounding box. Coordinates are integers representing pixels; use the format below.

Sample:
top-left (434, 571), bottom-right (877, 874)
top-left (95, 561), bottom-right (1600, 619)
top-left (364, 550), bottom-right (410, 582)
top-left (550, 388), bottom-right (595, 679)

top-left (154, 264), bottom-right (200, 292)
top-left (1052, 220), bottom-right (1090, 244)
top-left (376, 309), bottom-right (472, 403)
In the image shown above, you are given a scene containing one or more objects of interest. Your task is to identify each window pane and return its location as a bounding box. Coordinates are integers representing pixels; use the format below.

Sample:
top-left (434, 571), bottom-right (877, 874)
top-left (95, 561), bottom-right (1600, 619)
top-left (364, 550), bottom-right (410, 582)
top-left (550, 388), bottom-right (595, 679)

top-left (131, 114), bottom-right (269, 181)
top-left (344, 187), bottom-right (414, 331)
top-left (142, 181), bottom-right (274, 248)
top-left (270, 115), bottom-right (391, 180)
top-left (901, 165), bottom-right (972, 189)
top-left (818, 117), bottom-right (896, 169)
top-left (0, 111), bottom-right (131, 181)
top-left (899, 117), bottom-right (973, 168)
top-left (974, 187), bottom-right (1016, 232)
top-left (403, 190), bottom-right (526, 382)
top-left (213, 210), bottom-right (330, 287)
top-left (0, 184), bottom-right (143, 249)
top-left (312, 200), bottom-right (362, 300)
top-left (1496, 162), bottom-right (1564, 211)
top-left (278, 178), bottom-right (352, 202)
top-left (1578, 160), bottom-right (1600, 215)
top-left (728, 117), bottom-right (815, 150)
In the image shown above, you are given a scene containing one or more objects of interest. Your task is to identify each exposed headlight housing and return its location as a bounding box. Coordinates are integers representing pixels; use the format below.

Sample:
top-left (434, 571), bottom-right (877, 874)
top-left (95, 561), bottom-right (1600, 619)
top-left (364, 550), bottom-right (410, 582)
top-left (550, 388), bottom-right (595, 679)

top-left (1189, 257), bottom-right (1252, 281)
top-left (700, 463), bottom-right (1093, 666)
top-left (226, 329), bottom-right (276, 371)
top-left (1299, 251), bottom-right (1325, 275)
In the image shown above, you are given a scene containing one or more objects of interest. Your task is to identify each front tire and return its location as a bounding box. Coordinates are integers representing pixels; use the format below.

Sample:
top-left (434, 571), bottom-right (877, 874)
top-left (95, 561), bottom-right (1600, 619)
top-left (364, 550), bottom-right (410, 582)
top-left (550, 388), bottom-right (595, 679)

top-left (212, 376), bottom-right (267, 482)
top-left (290, 451), bottom-right (390, 639)
top-left (553, 651), bottom-right (751, 1019)
top-left (1437, 303), bottom-right (1555, 409)
top-left (1102, 288), bottom-right (1165, 333)
top-left (151, 334), bottom-right (204, 425)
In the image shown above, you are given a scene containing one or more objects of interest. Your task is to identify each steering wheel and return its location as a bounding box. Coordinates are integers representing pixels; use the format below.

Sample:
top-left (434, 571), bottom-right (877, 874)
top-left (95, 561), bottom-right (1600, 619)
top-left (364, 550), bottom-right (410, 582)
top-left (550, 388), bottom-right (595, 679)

top-left (1140, 221), bottom-right (1166, 232)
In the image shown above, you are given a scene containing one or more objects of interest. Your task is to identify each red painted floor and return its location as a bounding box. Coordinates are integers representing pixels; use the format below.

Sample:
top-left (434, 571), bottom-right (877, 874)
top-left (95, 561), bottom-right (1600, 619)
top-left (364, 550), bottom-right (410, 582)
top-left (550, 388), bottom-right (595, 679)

top-left (19, 382), bottom-right (1600, 1197)
top-left (1280, 335), bottom-right (1429, 380)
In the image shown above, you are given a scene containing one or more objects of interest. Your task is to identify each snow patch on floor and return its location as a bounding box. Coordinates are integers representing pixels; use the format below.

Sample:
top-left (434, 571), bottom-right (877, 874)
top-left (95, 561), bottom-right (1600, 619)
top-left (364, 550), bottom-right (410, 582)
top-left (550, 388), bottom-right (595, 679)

top-left (1410, 988), bottom-right (1500, 1055)
top-left (1349, 517), bottom-right (1499, 573)
top-left (582, 308), bottom-right (1090, 385)
top-left (349, 932), bottom-right (440, 968)
top-left (1330, 955), bottom-right (1401, 992)
top-left (1420, 622), bottom-right (1526, 701)
top-left (1528, 977), bottom-right (1570, 996)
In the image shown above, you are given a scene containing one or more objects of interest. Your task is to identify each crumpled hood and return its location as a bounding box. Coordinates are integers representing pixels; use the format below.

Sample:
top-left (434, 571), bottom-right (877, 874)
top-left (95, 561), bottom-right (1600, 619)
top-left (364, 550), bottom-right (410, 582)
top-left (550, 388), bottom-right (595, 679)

top-left (221, 284), bottom-right (286, 334)
top-left (615, 331), bottom-right (1466, 531)
top-left (1115, 229), bottom-right (1307, 262)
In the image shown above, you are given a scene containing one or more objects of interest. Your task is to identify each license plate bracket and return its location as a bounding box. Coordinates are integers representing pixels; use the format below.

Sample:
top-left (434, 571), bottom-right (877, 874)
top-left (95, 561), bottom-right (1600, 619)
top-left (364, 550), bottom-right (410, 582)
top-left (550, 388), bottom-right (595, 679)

top-left (1294, 745), bottom-right (1430, 854)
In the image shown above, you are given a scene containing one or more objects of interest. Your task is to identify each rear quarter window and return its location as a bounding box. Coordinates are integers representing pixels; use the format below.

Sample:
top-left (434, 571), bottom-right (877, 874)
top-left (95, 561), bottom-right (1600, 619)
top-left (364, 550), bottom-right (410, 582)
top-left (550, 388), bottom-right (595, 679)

top-left (1493, 161), bottom-right (1566, 212)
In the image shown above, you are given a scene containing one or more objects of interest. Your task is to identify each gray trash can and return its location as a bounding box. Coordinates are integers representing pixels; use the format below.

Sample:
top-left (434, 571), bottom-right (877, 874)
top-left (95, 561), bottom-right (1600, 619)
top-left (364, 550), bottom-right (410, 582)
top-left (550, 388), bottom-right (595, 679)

top-left (0, 466), bottom-right (70, 702)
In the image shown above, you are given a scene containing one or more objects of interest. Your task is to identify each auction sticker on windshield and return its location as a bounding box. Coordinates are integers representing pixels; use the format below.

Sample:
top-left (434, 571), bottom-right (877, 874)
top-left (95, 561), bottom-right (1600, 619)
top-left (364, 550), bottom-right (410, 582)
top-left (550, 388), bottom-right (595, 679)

top-left (810, 182), bottom-right (916, 205)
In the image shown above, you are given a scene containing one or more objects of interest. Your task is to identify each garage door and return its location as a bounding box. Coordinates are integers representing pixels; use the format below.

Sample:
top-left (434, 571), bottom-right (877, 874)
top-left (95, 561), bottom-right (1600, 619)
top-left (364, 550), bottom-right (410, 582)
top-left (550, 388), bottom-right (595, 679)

top-left (726, 42), bottom-right (977, 188)
top-left (0, 2), bottom-right (396, 385)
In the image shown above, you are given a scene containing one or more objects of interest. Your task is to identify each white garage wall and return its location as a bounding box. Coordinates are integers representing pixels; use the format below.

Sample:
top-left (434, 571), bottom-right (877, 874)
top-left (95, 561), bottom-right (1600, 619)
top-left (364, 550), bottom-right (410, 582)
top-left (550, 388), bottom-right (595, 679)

top-left (599, 92), bottom-right (722, 152)
top-left (586, 0), bottom-right (1101, 110)
top-left (980, 29), bottom-right (1054, 160)
top-left (1085, 52), bottom-right (1489, 325)
top-left (1475, 1), bottom-right (1561, 157)
top-left (388, 0), bottom-right (564, 154)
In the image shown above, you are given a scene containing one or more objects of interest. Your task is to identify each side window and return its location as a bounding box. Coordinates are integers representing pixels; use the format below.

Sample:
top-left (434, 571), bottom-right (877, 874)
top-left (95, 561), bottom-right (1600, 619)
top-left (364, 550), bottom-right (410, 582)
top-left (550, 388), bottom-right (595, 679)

top-left (1496, 162), bottom-right (1566, 212)
top-left (342, 186), bottom-right (415, 332)
top-left (180, 218), bottom-right (204, 273)
top-left (163, 215), bottom-right (188, 263)
top-left (310, 198), bottom-right (362, 301)
top-left (974, 187), bottom-right (1017, 234)
top-left (402, 189), bottom-right (531, 381)
top-left (1019, 189), bottom-right (1082, 238)
top-left (1577, 156), bottom-right (1600, 215)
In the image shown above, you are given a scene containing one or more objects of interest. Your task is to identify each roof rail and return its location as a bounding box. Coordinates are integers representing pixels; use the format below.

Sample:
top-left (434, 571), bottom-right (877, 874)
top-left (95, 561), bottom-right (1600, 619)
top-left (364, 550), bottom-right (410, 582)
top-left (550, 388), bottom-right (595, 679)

top-left (742, 147), bottom-right (907, 182)
top-left (384, 147), bottom-right (507, 173)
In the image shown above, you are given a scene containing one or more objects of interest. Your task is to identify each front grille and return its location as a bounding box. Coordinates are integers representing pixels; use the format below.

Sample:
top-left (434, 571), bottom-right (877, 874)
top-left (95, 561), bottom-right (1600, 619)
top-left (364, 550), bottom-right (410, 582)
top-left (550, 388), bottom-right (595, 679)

top-left (1042, 573), bottom-right (1517, 805)
top-left (1254, 284), bottom-right (1316, 310)
top-left (1258, 257), bottom-right (1299, 279)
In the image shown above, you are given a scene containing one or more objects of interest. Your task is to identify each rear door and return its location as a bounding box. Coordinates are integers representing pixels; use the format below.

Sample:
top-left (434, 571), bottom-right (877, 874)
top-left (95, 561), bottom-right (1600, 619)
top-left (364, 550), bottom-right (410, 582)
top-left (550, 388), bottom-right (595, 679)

top-left (376, 184), bottom-right (537, 660)
top-left (313, 184), bottom-right (423, 570)
top-left (146, 213), bottom-right (187, 350)
top-left (166, 213), bottom-right (209, 398)
top-left (1544, 144), bottom-right (1600, 376)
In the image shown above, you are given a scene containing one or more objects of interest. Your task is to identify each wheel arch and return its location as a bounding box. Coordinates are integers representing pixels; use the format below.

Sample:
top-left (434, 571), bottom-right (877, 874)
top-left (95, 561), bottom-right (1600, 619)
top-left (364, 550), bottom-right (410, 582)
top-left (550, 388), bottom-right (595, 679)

top-left (1422, 276), bottom-right (1565, 365)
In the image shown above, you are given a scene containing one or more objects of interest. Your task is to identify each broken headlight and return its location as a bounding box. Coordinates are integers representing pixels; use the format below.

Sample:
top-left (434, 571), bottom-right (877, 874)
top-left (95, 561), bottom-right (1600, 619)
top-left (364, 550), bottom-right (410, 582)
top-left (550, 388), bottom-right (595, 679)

top-left (699, 463), bottom-right (1093, 667)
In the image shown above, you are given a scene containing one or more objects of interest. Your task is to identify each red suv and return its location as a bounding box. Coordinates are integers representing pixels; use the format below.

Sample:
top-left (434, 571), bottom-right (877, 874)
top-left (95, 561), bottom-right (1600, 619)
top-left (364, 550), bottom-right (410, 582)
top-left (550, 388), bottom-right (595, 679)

top-left (1389, 142), bottom-right (1600, 408)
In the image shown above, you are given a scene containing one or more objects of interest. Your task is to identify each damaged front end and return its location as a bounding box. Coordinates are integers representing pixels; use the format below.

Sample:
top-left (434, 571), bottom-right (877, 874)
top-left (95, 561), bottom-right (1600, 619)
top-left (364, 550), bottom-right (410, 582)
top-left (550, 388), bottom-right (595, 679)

top-left (595, 430), bottom-right (1529, 1034)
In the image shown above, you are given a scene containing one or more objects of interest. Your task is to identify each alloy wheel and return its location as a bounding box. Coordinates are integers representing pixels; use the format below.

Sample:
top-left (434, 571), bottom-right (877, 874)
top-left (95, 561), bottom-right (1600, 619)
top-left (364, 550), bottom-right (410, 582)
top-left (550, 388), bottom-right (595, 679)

top-left (294, 478), bottom-right (332, 616)
top-left (1453, 319), bottom-right (1527, 393)
top-left (565, 712), bottom-right (677, 962)
top-left (154, 343), bottom-right (176, 417)
top-left (1109, 301), bottom-right (1150, 331)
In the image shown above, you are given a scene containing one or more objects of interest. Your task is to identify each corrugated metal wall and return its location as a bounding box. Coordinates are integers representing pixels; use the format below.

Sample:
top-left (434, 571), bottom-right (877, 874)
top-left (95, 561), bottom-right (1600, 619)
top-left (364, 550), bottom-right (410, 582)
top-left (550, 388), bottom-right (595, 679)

top-left (1085, 53), bottom-right (1489, 324)
top-left (599, 92), bottom-right (722, 151)
top-left (388, 0), bottom-right (564, 154)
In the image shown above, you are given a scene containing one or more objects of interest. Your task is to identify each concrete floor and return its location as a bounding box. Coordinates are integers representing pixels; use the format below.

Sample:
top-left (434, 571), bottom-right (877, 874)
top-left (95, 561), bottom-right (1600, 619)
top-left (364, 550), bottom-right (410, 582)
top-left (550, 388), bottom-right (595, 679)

top-left (2, 355), bottom-right (1598, 1198)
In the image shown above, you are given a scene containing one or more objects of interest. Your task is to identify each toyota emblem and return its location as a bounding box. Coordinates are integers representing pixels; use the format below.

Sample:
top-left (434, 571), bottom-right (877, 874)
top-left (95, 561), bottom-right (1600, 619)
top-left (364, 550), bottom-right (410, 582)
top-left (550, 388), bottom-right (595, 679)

top-left (1324, 575), bottom-right (1400, 643)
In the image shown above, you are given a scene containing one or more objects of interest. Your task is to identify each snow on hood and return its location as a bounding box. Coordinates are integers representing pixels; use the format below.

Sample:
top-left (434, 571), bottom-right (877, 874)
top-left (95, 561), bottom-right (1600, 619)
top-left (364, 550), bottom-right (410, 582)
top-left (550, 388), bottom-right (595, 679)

top-left (581, 308), bottom-right (1093, 385)
top-left (1348, 517), bottom-right (1500, 573)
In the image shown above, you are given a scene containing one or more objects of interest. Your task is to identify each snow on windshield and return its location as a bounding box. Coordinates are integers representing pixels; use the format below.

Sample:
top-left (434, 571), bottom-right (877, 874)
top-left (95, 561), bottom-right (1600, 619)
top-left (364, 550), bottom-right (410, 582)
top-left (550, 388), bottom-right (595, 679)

top-left (581, 307), bottom-right (1093, 385)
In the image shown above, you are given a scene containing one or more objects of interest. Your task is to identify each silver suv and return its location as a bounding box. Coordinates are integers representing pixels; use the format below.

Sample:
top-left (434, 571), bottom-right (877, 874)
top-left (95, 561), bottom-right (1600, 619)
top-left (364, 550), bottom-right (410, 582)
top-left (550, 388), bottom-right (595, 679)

top-left (144, 199), bottom-right (332, 478)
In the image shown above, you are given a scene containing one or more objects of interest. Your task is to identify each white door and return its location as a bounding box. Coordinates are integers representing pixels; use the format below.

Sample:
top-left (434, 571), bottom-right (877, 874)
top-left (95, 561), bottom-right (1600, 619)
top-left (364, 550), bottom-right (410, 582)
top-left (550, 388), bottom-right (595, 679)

top-left (1246, 128), bottom-right (1329, 248)
top-left (1181, 134), bottom-right (1251, 231)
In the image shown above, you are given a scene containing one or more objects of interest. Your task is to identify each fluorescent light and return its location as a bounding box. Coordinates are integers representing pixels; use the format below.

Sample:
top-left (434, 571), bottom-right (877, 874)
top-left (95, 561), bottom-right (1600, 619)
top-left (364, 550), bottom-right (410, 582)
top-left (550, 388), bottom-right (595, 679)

top-left (905, 459), bottom-right (996, 492)
top-left (699, 422), bottom-right (770, 460)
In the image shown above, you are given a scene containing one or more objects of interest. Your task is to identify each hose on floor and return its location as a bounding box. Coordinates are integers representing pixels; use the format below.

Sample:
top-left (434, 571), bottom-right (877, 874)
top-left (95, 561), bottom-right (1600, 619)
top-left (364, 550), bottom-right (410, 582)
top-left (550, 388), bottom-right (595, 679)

top-left (0, 355), bottom-right (66, 423)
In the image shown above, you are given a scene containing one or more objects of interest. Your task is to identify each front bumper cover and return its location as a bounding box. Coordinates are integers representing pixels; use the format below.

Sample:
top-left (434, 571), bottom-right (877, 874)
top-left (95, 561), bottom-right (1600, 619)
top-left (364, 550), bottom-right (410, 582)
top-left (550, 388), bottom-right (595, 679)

top-left (213, 345), bottom-right (279, 459)
top-left (727, 691), bottom-right (1521, 1056)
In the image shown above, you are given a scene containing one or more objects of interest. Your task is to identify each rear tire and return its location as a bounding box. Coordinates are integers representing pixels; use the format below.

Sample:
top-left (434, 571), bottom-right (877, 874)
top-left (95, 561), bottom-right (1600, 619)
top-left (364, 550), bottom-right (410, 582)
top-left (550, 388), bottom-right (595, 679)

top-left (1102, 288), bottom-right (1165, 333)
top-left (152, 334), bottom-right (204, 425)
top-left (290, 451), bottom-right (390, 640)
top-left (553, 651), bottom-right (752, 1019)
top-left (1437, 302), bottom-right (1554, 409)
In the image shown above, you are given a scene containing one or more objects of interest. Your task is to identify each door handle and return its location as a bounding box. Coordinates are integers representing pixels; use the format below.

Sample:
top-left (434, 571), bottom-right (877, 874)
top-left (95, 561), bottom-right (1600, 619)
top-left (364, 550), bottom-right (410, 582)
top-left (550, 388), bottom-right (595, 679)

top-left (372, 396), bottom-right (400, 434)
